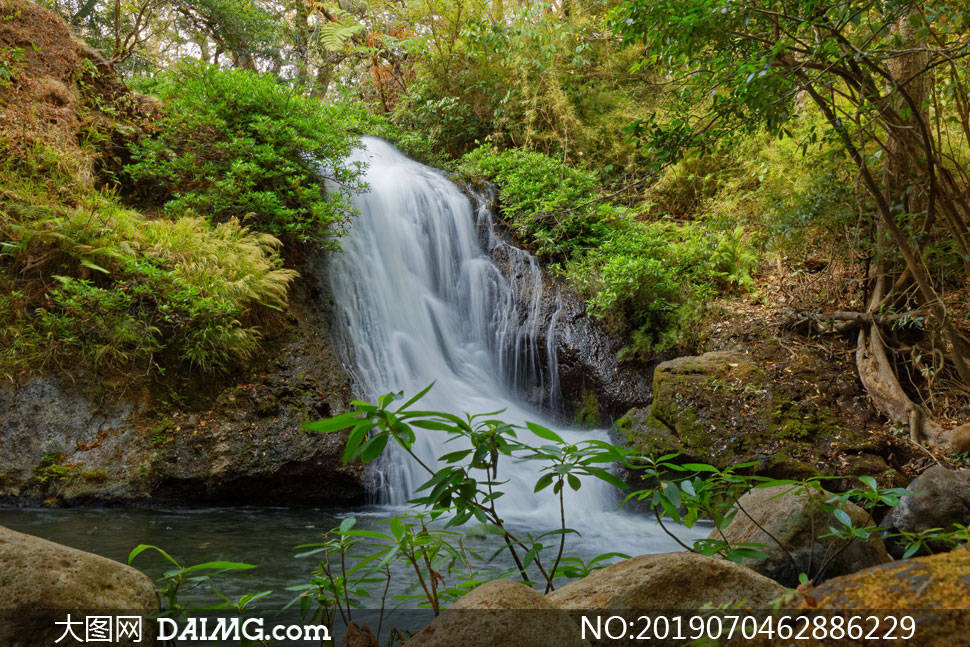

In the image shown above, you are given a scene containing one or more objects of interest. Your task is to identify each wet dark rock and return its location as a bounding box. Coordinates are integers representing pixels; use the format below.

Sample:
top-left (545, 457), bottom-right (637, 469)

top-left (470, 189), bottom-right (655, 425)
top-left (553, 289), bottom-right (657, 425)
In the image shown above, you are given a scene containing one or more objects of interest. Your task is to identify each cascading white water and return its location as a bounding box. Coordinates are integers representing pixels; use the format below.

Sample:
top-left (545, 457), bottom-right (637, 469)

top-left (329, 137), bottom-right (699, 553)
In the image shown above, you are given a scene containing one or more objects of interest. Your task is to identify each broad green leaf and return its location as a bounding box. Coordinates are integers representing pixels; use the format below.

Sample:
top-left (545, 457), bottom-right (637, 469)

top-left (526, 422), bottom-right (564, 444)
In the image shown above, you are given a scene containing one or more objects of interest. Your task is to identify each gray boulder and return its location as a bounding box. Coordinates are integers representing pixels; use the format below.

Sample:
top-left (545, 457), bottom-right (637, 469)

top-left (890, 466), bottom-right (970, 547)
top-left (712, 484), bottom-right (890, 587)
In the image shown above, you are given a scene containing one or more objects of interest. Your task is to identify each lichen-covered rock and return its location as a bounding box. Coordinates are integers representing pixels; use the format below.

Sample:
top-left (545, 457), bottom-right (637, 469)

top-left (804, 547), bottom-right (970, 608)
top-left (614, 348), bottom-right (912, 483)
top-left (711, 485), bottom-right (890, 587)
top-left (406, 580), bottom-right (589, 647)
top-left (0, 525), bottom-right (158, 646)
top-left (890, 466), bottom-right (970, 551)
top-left (722, 549), bottom-right (970, 646)
top-left (546, 552), bottom-right (788, 610)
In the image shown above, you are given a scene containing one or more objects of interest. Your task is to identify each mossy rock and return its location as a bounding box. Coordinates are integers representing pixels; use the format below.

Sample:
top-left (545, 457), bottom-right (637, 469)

top-left (805, 546), bottom-right (970, 609)
top-left (725, 548), bottom-right (970, 646)
top-left (616, 350), bottom-right (896, 482)
top-left (612, 407), bottom-right (686, 461)
top-left (573, 390), bottom-right (601, 429)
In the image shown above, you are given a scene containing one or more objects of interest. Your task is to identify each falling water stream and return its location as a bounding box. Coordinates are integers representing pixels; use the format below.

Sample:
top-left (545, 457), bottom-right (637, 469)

top-left (328, 137), bottom-right (696, 555)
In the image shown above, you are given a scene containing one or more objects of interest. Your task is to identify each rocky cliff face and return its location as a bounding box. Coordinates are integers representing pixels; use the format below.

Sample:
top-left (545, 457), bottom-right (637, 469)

top-left (0, 249), bottom-right (365, 507)
top-left (468, 188), bottom-right (657, 427)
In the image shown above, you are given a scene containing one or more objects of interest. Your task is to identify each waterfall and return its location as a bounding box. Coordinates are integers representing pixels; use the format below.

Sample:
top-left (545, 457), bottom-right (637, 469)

top-left (328, 138), bottom-right (697, 551)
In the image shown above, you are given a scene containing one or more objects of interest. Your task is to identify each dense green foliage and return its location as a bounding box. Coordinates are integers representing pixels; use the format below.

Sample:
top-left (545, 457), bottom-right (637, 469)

top-left (609, 0), bottom-right (970, 439)
top-left (461, 146), bottom-right (756, 355)
top-left (391, 3), bottom-right (653, 167)
top-left (0, 146), bottom-right (296, 377)
top-left (33, 0), bottom-right (899, 367)
top-left (0, 17), bottom-right (371, 381)
top-left (125, 63), bottom-right (364, 244)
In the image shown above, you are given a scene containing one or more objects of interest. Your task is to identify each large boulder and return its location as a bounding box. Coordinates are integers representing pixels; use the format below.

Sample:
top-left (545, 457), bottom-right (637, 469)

top-left (720, 549), bottom-right (970, 646)
top-left (805, 547), bottom-right (970, 608)
top-left (407, 580), bottom-right (589, 647)
top-left (890, 466), bottom-right (970, 550)
top-left (0, 525), bottom-right (158, 646)
top-left (546, 552), bottom-right (788, 610)
top-left (793, 549), bottom-right (970, 646)
top-left (613, 348), bottom-right (913, 483)
top-left (711, 485), bottom-right (890, 587)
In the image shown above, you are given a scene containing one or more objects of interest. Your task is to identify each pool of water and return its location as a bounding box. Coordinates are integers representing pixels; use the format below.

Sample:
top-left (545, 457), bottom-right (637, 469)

top-left (0, 502), bottom-right (707, 612)
top-left (0, 506), bottom-right (347, 605)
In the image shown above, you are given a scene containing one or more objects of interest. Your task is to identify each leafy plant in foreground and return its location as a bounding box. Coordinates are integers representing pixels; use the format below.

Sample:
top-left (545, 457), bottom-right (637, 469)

top-left (129, 388), bottom-right (966, 631)
top-left (623, 455), bottom-right (918, 584)
top-left (127, 544), bottom-right (259, 617)
top-left (303, 383), bottom-right (628, 593)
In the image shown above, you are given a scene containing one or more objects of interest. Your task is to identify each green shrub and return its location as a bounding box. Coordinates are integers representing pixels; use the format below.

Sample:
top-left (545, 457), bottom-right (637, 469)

top-left (124, 62), bottom-right (365, 244)
top-left (459, 145), bottom-right (615, 260)
top-left (0, 146), bottom-right (297, 378)
top-left (461, 146), bottom-right (757, 356)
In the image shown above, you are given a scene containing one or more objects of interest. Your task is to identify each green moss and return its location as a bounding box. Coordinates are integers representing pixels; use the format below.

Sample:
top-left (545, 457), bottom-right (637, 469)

top-left (573, 390), bottom-right (601, 429)
top-left (769, 397), bottom-right (840, 441)
top-left (617, 350), bottom-right (881, 481)
top-left (613, 408), bottom-right (686, 460)
top-left (148, 418), bottom-right (178, 446)
top-left (81, 469), bottom-right (109, 482)
top-left (759, 451), bottom-right (820, 480)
